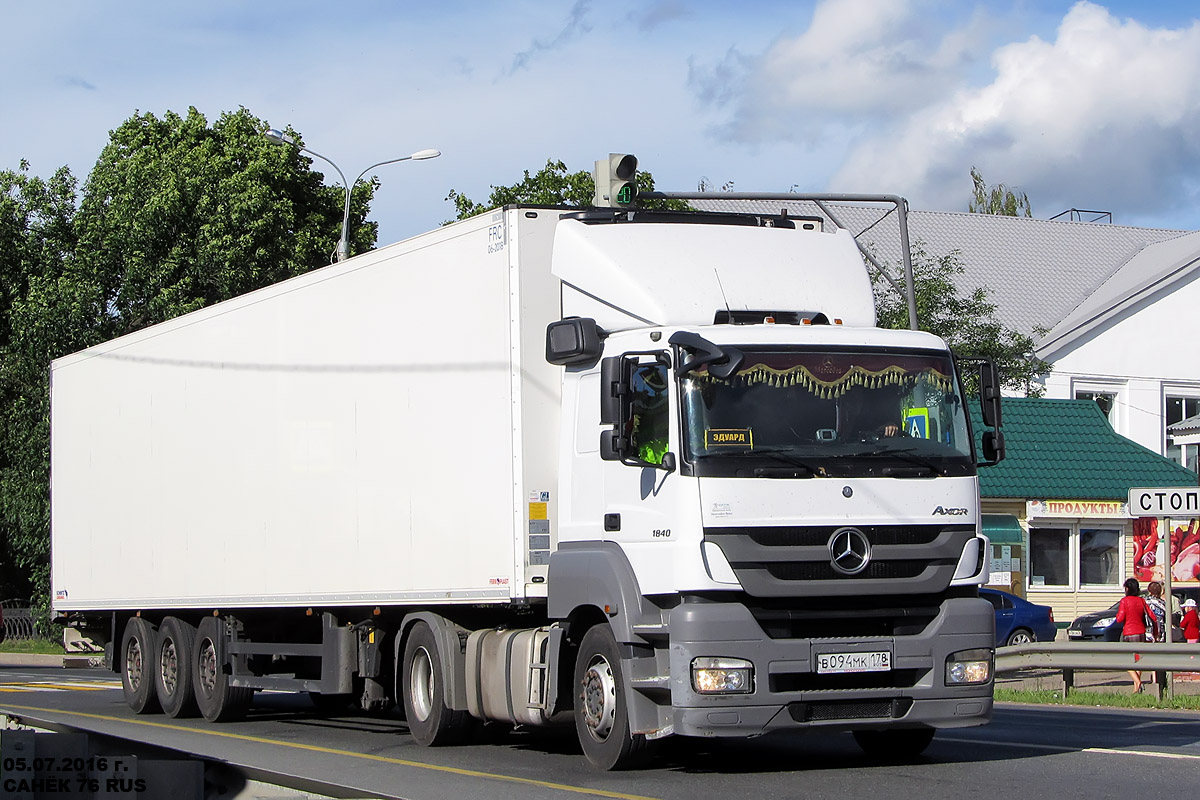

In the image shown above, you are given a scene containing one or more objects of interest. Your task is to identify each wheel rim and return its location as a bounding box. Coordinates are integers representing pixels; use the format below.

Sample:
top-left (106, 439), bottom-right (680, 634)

top-left (197, 639), bottom-right (218, 697)
top-left (1010, 631), bottom-right (1033, 645)
top-left (125, 637), bottom-right (144, 691)
top-left (159, 638), bottom-right (178, 696)
top-left (408, 646), bottom-right (435, 722)
top-left (581, 653), bottom-right (617, 741)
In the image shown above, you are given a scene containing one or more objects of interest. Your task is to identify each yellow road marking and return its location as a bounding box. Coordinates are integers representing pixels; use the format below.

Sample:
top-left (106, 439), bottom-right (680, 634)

top-left (0, 703), bottom-right (661, 800)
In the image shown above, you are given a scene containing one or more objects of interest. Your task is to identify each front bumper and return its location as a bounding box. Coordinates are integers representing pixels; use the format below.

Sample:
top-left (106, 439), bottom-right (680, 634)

top-left (661, 596), bottom-right (994, 738)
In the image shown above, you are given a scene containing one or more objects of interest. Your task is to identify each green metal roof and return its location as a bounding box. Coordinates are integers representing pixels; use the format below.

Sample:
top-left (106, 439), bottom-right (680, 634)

top-left (971, 398), bottom-right (1197, 500)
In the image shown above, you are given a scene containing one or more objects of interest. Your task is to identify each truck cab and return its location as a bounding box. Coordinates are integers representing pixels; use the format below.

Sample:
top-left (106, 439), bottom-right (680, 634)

top-left (544, 208), bottom-right (1000, 767)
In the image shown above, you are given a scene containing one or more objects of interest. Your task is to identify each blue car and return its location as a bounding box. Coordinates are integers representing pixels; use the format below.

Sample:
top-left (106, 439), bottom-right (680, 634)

top-left (980, 588), bottom-right (1058, 647)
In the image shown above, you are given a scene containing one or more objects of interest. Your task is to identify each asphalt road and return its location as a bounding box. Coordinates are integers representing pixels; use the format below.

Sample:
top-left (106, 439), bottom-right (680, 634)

top-left (3, 664), bottom-right (1200, 800)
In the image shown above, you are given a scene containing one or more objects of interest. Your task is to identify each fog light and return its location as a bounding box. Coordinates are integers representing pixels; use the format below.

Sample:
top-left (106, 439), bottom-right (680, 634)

top-left (945, 648), bottom-right (992, 685)
top-left (692, 657), bottom-right (754, 694)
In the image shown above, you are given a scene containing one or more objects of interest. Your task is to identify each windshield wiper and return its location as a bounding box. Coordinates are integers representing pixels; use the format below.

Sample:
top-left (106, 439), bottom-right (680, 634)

top-left (735, 447), bottom-right (824, 478)
top-left (878, 446), bottom-right (947, 477)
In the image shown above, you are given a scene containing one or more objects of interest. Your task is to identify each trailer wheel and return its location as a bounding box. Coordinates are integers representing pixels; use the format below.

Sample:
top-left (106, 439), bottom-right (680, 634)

top-left (573, 624), bottom-right (647, 770)
top-left (193, 616), bottom-right (253, 722)
top-left (154, 617), bottom-right (199, 717)
top-left (120, 618), bottom-right (160, 714)
top-left (853, 728), bottom-right (935, 760)
top-left (401, 622), bottom-right (471, 746)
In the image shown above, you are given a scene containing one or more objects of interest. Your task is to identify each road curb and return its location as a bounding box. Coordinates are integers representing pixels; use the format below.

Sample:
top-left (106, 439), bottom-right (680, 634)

top-left (0, 653), bottom-right (80, 668)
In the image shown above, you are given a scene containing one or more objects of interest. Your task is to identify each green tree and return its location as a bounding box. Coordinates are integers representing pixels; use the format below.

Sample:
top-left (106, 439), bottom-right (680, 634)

top-left (1, 106), bottom-right (373, 614)
top-left (445, 158), bottom-right (688, 221)
top-left (873, 243), bottom-right (1050, 395)
top-left (74, 107), bottom-right (374, 336)
top-left (0, 162), bottom-right (79, 603)
top-left (969, 167), bottom-right (1032, 217)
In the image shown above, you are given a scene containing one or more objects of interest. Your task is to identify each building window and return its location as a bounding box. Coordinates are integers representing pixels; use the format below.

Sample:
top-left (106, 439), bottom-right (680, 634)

top-left (1076, 390), bottom-right (1116, 425)
top-left (1079, 528), bottom-right (1120, 585)
top-left (1166, 396), bottom-right (1200, 472)
top-left (1028, 523), bottom-right (1124, 591)
top-left (1029, 528), bottom-right (1070, 587)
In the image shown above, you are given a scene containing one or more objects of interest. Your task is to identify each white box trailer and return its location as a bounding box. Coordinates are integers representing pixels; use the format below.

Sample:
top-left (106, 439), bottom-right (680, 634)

top-left (52, 209), bottom-right (564, 610)
top-left (51, 199), bottom-right (1005, 770)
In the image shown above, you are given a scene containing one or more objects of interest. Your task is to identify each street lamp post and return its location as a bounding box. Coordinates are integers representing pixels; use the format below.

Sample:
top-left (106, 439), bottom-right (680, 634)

top-left (265, 129), bottom-right (440, 262)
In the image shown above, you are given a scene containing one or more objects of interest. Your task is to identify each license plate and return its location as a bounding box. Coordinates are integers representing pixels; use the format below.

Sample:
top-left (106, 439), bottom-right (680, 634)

top-left (816, 651), bottom-right (891, 674)
top-left (1067, 630), bottom-right (1082, 638)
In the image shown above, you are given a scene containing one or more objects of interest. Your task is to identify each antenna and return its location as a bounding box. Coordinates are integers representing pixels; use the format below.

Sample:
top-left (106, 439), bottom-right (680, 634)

top-left (714, 269), bottom-right (732, 320)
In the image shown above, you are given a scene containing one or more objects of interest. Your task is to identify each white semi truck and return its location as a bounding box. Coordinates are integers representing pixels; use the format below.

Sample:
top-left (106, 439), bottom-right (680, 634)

top-left (51, 168), bottom-right (1004, 770)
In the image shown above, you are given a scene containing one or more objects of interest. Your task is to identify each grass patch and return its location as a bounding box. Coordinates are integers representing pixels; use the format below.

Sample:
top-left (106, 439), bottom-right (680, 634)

top-left (996, 686), bottom-right (1200, 711)
top-left (0, 638), bottom-right (65, 655)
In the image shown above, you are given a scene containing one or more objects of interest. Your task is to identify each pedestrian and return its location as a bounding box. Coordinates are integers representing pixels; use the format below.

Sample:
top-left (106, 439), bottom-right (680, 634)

top-left (1146, 581), bottom-right (1168, 642)
top-left (1115, 577), bottom-right (1159, 693)
top-left (1182, 599), bottom-right (1200, 644)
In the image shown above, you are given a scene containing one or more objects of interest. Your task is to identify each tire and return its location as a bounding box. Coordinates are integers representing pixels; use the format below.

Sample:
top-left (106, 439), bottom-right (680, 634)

top-left (853, 728), bottom-right (936, 760)
top-left (401, 622), bottom-right (472, 746)
top-left (1006, 628), bottom-right (1035, 647)
top-left (120, 617), bottom-right (161, 714)
top-left (192, 616), bottom-right (253, 722)
top-left (154, 617), bottom-right (199, 718)
top-left (573, 624), bottom-right (647, 771)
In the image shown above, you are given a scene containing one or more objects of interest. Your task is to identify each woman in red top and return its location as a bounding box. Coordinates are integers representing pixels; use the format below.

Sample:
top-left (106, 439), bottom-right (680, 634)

top-left (1115, 577), bottom-right (1158, 693)
top-left (1182, 599), bottom-right (1200, 643)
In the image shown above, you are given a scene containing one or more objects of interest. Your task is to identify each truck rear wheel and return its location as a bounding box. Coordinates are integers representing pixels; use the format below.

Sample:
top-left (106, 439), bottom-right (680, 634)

top-left (154, 617), bottom-right (199, 717)
top-left (120, 617), bottom-right (160, 714)
top-left (401, 621), bottom-right (471, 745)
top-left (853, 728), bottom-right (935, 759)
top-left (193, 616), bottom-right (253, 722)
top-left (573, 624), bottom-right (647, 770)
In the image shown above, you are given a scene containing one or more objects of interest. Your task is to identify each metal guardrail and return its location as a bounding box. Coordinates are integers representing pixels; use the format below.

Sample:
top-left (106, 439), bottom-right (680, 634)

top-left (996, 641), bottom-right (1200, 674)
top-left (1, 601), bottom-right (36, 641)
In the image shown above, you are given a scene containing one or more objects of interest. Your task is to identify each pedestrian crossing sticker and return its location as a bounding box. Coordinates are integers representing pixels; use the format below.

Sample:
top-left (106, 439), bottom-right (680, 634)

top-left (904, 409), bottom-right (929, 439)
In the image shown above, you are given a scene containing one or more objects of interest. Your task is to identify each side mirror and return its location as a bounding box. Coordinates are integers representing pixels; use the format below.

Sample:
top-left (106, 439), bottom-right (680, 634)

top-left (546, 318), bottom-right (603, 366)
top-left (599, 356), bottom-right (629, 425)
top-left (981, 430), bottom-right (1005, 465)
top-left (979, 361), bottom-right (1002, 429)
top-left (600, 429), bottom-right (626, 462)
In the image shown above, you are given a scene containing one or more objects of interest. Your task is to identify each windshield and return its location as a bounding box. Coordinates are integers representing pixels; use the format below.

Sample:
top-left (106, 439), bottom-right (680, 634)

top-left (680, 347), bottom-right (974, 478)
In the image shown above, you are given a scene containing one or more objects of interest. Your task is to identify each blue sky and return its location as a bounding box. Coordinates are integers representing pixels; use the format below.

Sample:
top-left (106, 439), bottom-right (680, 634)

top-left (3, 0), bottom-right (1199, 244)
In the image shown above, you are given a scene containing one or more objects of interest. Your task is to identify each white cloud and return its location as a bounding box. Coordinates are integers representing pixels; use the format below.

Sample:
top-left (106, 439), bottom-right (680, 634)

top-left (833, 1), bottom-right (1200, 221)
top-left (698, 0), bottom-right (1200, 225)
top-left (692, 0), bottom-right (990, 142)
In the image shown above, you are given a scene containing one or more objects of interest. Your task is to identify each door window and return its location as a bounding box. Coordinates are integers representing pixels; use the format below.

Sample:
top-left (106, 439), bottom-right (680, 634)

top-left (629, 363), bottom-right (670, 465)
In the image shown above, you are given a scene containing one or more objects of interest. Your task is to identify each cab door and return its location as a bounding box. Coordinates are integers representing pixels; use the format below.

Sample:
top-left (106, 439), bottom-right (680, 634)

top-left (598, 356), bottom-right (685, 595)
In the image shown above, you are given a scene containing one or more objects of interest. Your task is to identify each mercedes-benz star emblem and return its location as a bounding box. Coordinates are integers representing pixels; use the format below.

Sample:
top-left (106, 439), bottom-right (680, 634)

top-left (828, 527), bottom-right (872, 575)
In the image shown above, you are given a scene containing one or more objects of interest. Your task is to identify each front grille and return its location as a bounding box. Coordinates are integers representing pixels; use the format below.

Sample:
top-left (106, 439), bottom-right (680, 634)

top-left (770, 669), bottom-right (926, 693)
top-left (765, 561), bottom-right (932, 581)
top-left (745, 593), bottom-right (945, 639)
top-left (789, 698), bottom-right (913, 722)
top-left (741, 526), bottom-right (943, 547)
top-left (704, 524), bottom-right (975, 597)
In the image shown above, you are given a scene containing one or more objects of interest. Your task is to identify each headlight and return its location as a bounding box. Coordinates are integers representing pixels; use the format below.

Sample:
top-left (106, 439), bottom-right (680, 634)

top-left (945, 648), bottom-right (992, 685)
top-left (692, 657), bottom-right (754, 694)
top-left (1094, 617), bottom-right (1116, 629)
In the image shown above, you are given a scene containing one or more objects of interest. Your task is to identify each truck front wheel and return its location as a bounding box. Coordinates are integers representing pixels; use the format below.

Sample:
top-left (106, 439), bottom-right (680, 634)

top-left (401, 622), bottom-right (471, 745)
top-left (573, 624), bottom-right (647, 770)
top-left (120, 617), bottom-right (160, 714)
